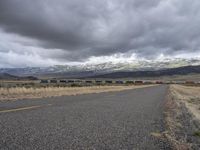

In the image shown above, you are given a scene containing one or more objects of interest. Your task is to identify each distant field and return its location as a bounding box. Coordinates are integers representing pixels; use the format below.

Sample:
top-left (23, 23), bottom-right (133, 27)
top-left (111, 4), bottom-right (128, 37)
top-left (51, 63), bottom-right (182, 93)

top-left (113, 74), bottom-right (200, 81)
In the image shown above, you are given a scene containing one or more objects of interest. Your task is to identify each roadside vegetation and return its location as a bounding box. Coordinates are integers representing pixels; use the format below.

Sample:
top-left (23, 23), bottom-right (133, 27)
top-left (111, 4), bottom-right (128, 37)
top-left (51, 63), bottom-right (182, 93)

top-left (171, 85), bottom-right (200, 121)
top-left (165, 85), bottom-right (200, 150)
top-left (0, 81), bottom-right (154, 101)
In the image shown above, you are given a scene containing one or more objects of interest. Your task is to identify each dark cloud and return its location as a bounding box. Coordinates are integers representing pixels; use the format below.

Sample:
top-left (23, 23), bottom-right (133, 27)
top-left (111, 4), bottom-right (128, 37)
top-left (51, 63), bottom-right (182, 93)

top-left (0, 0), bottom-right (200, 62)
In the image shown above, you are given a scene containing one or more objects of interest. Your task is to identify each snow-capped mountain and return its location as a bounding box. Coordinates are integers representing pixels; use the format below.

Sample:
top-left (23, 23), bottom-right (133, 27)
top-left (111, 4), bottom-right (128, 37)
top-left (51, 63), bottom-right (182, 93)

top-left (1, 58), bottom-right (200, 77)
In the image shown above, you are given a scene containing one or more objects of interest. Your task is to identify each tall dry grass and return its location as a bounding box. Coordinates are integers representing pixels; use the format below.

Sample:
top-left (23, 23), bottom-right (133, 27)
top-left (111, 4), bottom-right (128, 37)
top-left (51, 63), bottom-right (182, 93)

top-left (0, 85), bottom-right (155, 101)
top-left (170, 85), bottom-right (200, 121)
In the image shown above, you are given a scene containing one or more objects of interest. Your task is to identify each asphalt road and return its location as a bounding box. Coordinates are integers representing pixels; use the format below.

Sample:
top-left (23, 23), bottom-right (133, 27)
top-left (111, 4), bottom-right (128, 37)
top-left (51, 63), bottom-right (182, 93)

top-left (0, 85), bottom-right (171, 150)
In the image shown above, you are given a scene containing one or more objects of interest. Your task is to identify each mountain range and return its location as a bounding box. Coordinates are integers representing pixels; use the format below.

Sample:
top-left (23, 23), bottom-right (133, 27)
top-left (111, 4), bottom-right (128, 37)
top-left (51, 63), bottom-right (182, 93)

top-left (1, 58), bottom-right (200, 75)
top-left (0, 58), bottom-right (200, 79)
top-left (89, 65), bottom-right (200, 79)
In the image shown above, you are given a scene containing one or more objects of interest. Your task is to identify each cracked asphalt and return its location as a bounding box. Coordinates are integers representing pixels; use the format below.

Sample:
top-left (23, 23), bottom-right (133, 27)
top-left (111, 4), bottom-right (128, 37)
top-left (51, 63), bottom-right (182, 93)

top-left (0, 85), bottom-right (171, 150)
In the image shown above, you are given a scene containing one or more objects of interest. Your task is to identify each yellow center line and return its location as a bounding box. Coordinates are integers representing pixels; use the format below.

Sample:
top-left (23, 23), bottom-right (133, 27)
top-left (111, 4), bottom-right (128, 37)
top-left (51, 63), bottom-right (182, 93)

top-left (0, 104), bottom-right (48, 114)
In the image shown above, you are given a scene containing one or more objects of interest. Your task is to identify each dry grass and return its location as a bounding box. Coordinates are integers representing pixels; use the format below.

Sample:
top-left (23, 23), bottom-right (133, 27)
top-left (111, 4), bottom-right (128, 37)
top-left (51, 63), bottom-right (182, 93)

top-left (170, 85), bottom-right (200, 121)
top-left (0, 85), bottom-right (155, 101)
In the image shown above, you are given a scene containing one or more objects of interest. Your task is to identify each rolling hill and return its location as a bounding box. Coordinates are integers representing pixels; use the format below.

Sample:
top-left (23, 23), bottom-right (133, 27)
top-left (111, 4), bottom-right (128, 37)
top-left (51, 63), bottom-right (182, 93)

top-left (88, 65), bottom-right (200, 78)
top-left (0, 73), bottom-right (37, 80)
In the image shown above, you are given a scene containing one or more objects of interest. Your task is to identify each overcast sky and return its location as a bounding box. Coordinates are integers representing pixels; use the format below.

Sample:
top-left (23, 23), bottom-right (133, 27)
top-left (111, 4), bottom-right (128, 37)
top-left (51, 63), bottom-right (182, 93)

top-left (0, 0), bottom-right (200, 68)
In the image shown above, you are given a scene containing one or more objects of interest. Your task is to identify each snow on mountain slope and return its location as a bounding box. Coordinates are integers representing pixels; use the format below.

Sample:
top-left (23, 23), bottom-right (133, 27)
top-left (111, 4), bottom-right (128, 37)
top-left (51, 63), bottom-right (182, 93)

top-left (0, 58), bottom-right (200, 76)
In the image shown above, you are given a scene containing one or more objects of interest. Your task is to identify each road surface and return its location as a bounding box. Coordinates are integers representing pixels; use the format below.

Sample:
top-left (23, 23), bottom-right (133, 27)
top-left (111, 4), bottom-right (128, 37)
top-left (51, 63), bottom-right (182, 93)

top-left (0, 85), bottom-right (171, 150)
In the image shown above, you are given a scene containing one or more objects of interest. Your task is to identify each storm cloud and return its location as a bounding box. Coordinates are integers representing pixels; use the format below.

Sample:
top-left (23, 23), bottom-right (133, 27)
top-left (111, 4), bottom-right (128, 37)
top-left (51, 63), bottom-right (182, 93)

top-left (0, 0), bottom-right (200, 67)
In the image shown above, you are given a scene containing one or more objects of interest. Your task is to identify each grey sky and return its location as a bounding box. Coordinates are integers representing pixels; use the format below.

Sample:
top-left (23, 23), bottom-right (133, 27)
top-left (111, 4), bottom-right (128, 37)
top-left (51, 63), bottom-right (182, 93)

top-left (0, 0), bottom-right (200, 67)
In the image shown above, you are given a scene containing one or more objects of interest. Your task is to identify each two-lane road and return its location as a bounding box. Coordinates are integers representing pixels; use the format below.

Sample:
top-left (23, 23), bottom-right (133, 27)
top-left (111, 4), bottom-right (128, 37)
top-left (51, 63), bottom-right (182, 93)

top-left (0, 85), bottom-right (171, 150)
